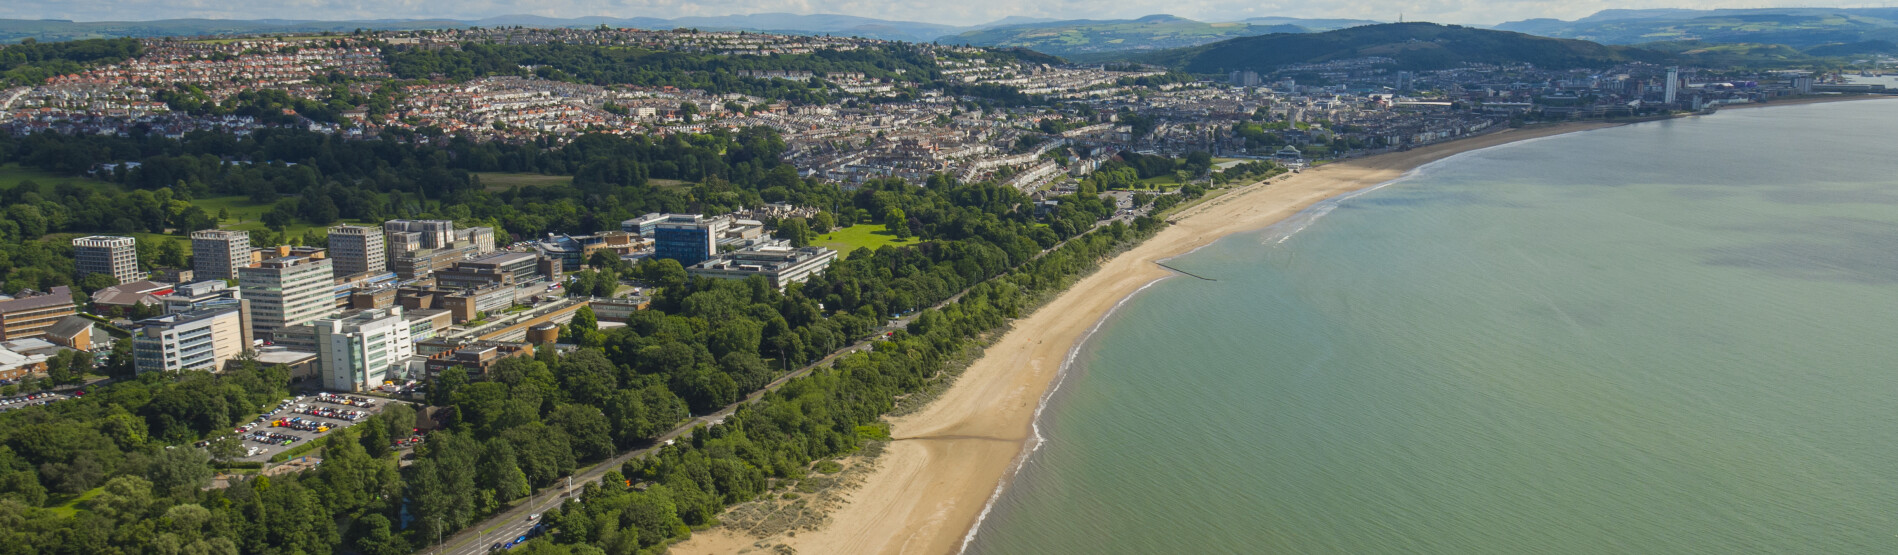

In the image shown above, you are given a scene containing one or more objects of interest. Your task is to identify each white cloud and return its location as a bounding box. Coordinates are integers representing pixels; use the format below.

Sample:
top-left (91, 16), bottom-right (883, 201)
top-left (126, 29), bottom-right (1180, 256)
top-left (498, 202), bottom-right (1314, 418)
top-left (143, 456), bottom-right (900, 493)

top-left (5, 0), bottom-right (1898, 28)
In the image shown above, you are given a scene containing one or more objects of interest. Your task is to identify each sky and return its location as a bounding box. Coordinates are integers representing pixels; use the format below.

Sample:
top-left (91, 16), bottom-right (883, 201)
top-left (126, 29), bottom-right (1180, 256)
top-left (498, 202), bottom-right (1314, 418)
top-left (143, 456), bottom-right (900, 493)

top-left (5, 0), bottom-right (1898, 27)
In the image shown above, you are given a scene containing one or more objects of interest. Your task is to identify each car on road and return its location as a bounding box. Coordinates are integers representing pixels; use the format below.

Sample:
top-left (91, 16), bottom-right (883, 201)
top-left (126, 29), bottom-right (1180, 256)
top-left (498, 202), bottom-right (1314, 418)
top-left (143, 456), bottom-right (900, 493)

top-left (528, 513), bottom-right (539, 521)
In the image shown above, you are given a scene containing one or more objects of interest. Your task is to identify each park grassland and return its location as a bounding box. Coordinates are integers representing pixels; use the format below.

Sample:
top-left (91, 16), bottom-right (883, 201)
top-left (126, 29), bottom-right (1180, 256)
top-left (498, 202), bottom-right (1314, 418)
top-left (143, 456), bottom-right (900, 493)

top-left (476, 172), bottom-right (574, 191)
top-left (2, 164), bottom-right (369, 242)
top-left (0, 164), bottom-right (120, 195)
top-left (815, 223), bottom-right (915, 252)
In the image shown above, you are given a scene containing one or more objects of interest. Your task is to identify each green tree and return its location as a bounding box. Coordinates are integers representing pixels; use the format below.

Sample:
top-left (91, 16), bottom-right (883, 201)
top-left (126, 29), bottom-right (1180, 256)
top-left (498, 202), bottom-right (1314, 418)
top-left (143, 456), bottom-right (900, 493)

top-left (146, 446), bottom-right (212, 493)
top-left (776, 218), bottom-right (813, 247)
top-left (571, 306), bottom-right (598, 334)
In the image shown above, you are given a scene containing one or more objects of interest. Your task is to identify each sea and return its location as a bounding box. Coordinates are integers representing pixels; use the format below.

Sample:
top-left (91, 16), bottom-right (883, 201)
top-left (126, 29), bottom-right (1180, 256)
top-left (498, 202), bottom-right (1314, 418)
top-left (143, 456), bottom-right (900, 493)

top-left (964, 98), bottom-right (1898, 554)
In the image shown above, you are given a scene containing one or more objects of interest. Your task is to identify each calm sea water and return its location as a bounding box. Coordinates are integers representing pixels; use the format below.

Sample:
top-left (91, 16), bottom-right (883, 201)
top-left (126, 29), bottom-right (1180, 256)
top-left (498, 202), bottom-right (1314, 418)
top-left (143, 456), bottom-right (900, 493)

top-left (966, 99), bottom-right (1898, 554)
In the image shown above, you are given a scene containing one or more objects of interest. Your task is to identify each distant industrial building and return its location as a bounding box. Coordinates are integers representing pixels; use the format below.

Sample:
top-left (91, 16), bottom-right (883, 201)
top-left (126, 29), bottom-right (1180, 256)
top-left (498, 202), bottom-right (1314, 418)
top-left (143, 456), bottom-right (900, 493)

top-left (131, 305), bottom-right (251, 374)
top-left (314, 307), bottom-right (412, 392)
top-left (621, 213), bottom-right (673, 238)
top-left (190, 230), bottom-right (251, 281)
top-left (240, 256), bottom-right (337, 339)
top-left (73, 236), bottom-right (140, 285)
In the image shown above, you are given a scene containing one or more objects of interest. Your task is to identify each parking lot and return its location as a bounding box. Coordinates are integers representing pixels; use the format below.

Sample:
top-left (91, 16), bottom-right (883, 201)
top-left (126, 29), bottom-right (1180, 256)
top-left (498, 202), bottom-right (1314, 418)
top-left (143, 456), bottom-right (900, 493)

top-left (0, 392), bottom-right (74, 413)
top-left (237, 392), bottom-right (388, 462)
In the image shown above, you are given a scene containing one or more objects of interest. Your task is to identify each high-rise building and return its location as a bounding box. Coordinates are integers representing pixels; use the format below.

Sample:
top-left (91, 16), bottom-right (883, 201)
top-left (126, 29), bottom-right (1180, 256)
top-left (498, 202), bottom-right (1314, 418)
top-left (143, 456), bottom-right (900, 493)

top-left (382, 220), bottom-right (497, 279)
top-left (1664, 67), bottom-right (1680, 104)
top-left (131, 306), bottom-right (250, 374)
top-left (654, 214), bottom-right (730, 266)
top-left (1792, 75), bottom-right (1814, 95)
top-left (327, 225), bottom-right (386, 278)
top-left (73, 236), bottom-right (140, 285)
top-left (314, 307), bottom-right (412, 392)
top-left (382, 220), bottom-right (455, 250)
top-left (189, 230), bottom-right (251, 282)
top-left (0, 287), bottom-right (77, 341)
top-left (239, 256), bottom-right (337, 339)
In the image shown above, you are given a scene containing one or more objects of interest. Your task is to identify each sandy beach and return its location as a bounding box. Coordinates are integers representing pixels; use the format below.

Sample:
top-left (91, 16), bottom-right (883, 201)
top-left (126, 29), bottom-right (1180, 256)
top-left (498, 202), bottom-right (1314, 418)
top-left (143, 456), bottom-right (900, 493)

top-left (672, 97), bottom-right (1890, 555)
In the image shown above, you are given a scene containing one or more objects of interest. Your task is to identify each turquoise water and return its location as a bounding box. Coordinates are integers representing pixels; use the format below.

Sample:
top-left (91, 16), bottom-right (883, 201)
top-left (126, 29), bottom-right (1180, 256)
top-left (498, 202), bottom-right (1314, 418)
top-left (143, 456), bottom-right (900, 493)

top-left (966, 99), bottom-right (1898, 554)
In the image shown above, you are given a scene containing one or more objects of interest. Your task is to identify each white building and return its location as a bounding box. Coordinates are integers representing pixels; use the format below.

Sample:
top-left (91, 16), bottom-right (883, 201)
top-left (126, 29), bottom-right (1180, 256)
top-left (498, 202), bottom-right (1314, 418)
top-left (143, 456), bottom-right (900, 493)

top-left (1664, 67), bottom-right (1680, 104)
top-left (314, 307), bottom-right (412, 392)
top-left (239, 256), bottom-right (337, 339)
top-left (157, 280), bottom-right (244, 315)
top-left (189, 230), bottom-right (251, 281)
top-left (687, 245), bottom-right (838, 291)
top-left (73, 236), bottom-right (140, 285)
top-left (131, 306), bottom-right (250, 374)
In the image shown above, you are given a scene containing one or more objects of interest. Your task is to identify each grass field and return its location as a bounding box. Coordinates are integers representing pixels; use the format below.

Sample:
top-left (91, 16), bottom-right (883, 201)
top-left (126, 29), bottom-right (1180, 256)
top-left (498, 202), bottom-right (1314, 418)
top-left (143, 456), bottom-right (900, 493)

top-left (46, 486), bottom-right (104, 518)
top-left (477, 172), bottom-right (574, 191)
top-left (0, 164), bottom-right (120, 195)
top-left (817, 224), bottom-right (916, 252)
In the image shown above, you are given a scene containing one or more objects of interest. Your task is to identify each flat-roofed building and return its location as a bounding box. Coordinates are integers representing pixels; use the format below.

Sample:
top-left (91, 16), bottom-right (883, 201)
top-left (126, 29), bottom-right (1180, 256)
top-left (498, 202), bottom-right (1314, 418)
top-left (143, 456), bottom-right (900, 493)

top-left (385, 222), bottom-right (497, 280)
top-left (0, 287), bottom-right (77, 341)
top-left (131, 306), bottom-right (250, 374)
top-left (240, 256), bottom-right (337, 339)
top-left (190, 230), bottom-right (251, 281)
top-left (314, 307), bottom-right (412, 392)
top-left (158, 280), bottom-right (242, 314)
top-left (421, 341), bottom-right (534, 378)
top-left (622, 213), bottom-right (673, 238)
top-left (382, 220), bottom-right (455, 250)
top-left (654, 214), bottom-right (730, 266)
top-left (688, 245), bottom-right (838, 290)
top-left (327, 225), bottom-right (386, 278)
top-left (436, 252), bottom-right (546, 289)
top-left (74, 236), bottom-right (140, 285)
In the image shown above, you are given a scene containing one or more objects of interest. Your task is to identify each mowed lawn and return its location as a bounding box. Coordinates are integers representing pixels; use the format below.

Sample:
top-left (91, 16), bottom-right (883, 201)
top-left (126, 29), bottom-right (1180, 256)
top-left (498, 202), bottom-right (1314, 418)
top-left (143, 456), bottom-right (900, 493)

top-left (0, 164), bottom-right (121, 195)
top-left (477, 172), bottom-right (573, 191)
top-left (817, 224), bottom-right (916, 252)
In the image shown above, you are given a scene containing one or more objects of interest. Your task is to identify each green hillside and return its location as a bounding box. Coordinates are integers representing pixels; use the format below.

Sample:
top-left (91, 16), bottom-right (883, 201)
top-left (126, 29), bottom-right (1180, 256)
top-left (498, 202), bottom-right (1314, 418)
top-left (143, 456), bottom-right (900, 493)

top-left (1494, 8), bottom-right (1898, 49)
top-left (942, 15), bottom-right (1309, 57)
top-left (1128, 23), bottom-right (1664, 73)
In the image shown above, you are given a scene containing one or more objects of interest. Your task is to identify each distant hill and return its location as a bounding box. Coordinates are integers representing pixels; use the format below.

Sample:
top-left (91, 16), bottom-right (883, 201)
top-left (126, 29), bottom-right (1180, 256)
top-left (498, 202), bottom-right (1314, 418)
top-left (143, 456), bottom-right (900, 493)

top-left (1123, 22), bottom-right (1664, 73)
top-left (939, 15), bottom-right (1367, 57)
top-left (1803, 39), bottom-right (1898, 57)
top-left (1634, 40), bottom-right (1816, 66)
top-left (0, 18), bottom-right (470, 43)
top-left (0, 13), bottom-right (1007, 44)
top-left (1494, 8), bottom-right (1898, 48)
top-left (1235, 17), bottom-right (1381, 31)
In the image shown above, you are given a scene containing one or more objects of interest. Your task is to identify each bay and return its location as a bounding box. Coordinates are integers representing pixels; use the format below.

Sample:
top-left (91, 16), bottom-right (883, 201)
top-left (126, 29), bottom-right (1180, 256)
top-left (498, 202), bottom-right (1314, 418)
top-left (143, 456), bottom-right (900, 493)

top-left (966, 99), bottom-right (1898, 554)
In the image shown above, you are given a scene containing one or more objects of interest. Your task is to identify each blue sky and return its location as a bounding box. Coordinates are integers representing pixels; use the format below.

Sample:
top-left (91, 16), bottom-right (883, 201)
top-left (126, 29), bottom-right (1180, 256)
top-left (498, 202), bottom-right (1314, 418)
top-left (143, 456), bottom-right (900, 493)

top-left (5, 0), bottom-right (1898, 27)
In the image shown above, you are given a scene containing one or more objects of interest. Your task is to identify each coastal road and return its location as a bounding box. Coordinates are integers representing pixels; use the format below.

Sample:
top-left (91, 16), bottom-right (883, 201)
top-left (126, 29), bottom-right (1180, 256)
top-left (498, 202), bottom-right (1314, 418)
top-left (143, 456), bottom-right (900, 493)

top-left (435, 311), bottom-right (927, 555)
top-left (433, 196), bottom-right (1178, 554)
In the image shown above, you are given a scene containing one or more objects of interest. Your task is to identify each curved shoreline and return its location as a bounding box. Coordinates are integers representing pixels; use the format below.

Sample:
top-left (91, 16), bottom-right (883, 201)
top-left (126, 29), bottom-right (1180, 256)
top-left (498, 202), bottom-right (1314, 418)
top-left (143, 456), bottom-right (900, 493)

top-left (672, 96), bottom-right (1893, 555)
